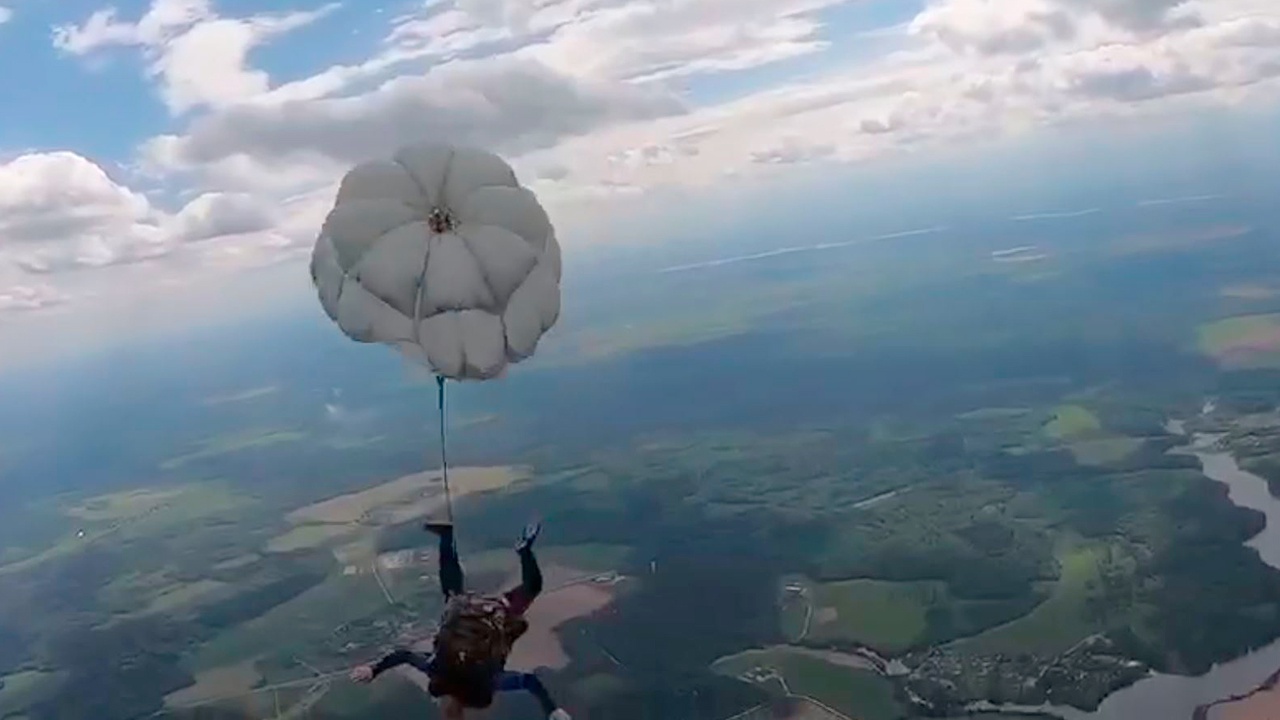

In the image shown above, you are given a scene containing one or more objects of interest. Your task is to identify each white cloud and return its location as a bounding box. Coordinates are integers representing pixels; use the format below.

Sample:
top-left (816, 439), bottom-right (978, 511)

top-left (17, 0), bottom-right (1280, 336)
top-left (0, 152), bottom-right (151, 243)
top-left (172, 191), bottom-right (275, 242)
top-left (1064, 0), bottom-right (1200, 31)
top-left (910, 0), bottom-right (1084, 56)
top-left (0, 152), bottom-right (172, 275)
top-left (0, 152), bottom-right (308, 301)
top-left (504, 0), bottom-right (847, 83)
top-left (0, 283), bottom-right (68, 313)
top-left (132, 0), bottom-right (1280, 208)
top-left (53, 0), bottom-right (339, 113)
top-left (141, 54), bottom-right (682, 192)
top-left (52, 0), bottom-right (210, 53)
top-left (0, 6), bottom-right (12, 26)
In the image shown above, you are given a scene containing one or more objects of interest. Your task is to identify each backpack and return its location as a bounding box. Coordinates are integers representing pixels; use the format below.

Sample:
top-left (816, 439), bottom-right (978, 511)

top-left (434, 593), bottom-right (529, 675)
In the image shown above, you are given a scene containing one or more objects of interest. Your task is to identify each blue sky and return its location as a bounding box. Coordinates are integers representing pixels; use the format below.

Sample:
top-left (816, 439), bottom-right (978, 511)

top-left (0, 0), bottom-right (1279, 368)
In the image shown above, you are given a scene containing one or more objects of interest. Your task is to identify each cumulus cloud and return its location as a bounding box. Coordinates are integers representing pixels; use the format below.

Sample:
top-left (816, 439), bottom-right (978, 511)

top-left (0, 152), bottom-right (173, 275)
top-left (142, 56), bottom-right (682, 189)
top-left (0, 284), bottom-right (69, 313)
top-left (387, 0), bottom-right (848, 83)
top-left (52, 0), bottom-right (209, 52)
top-left (910, 0), bottom-right (1082, 56)
top-left (909, 0), bottom-right (1203, 59)
top-left (0, 6), bottom-right (12, 26)
top-left (172, 191), bottom-right (275, 242)
top-left (513, 0), bottom-right (1280, 194)
top-left (0, 152), bottom-right (302, 291)
top-left (154, 0), bottom-right (1280, 206)
top-left (0, 152), bottom-right (153, 243)
top-left (1063, 0), bottom-right (1199, 31)
top-left (750, 142), bottom-right (836, 165)
top-left (18, 0), bottom-right (1280, 324)
top-left (512, 0), bottom-right (848, 82)
top-left (53, 0), bottom-right (339, 113)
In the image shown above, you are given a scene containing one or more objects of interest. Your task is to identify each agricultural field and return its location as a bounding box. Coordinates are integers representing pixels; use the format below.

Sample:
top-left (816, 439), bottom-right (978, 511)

top-left (191, 566), bottom-right (404, 672)
top-left (1069, 437), bottom-right (1144, 466)
top-left (1045, 405), bottom-right (1103, 440)
top-left (268, 466), bottom-right (531, 554)
top-left (712, 647), bottom-right (906, 720)
top-left (0, 670), bottom-right (68, 717)
top-left (1198, 314), bottom-right (1280, 368)
top-left (161, 428), bottom-right (309, 470)
top-left (164, 660), bottom-right (262, 709)
top-left (499, 573), bottom-right (622, 672)
top-left (959, 542), bottom-right (1124, 656)
top-left (802, 579), bottom-right (937, 653)
top-left (0, 482), bottom-right (254, 575)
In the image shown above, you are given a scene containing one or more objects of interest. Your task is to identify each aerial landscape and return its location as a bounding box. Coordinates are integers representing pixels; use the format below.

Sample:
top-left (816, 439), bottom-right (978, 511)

top-left (3, 0), bottom-right (1280, 719)
top-left (6, 188), bottom-right (1280, 720)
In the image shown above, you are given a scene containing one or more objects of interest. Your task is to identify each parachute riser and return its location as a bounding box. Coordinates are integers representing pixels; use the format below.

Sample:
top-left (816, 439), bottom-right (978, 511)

top-left (436, 375), bottom-right (454, 524)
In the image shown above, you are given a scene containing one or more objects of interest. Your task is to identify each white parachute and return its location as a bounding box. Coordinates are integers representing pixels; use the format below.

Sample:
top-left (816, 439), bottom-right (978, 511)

top-left (310, 143), bottom-right (562, 381)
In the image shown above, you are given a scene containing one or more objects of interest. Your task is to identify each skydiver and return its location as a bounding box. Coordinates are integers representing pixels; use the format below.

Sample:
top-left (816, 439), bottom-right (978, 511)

top-left (350, 521), bottom-right (571, 720)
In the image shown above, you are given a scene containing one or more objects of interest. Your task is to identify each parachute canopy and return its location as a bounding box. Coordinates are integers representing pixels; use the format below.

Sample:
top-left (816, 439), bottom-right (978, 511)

top-left (310, 143), bottom-right (562, 381)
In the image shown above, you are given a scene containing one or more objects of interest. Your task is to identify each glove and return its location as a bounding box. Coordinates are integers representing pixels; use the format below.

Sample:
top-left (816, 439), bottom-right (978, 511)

top-left (550, 710), bottom-right (572, 720)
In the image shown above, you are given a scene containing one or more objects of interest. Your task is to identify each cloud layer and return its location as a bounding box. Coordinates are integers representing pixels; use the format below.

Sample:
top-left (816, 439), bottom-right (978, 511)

top-left (2, 0), bottom-right (1278, 316)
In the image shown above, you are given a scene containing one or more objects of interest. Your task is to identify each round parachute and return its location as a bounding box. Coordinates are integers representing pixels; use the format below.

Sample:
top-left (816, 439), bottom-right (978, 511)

top-left (310, 143), bottom-right (562, 381)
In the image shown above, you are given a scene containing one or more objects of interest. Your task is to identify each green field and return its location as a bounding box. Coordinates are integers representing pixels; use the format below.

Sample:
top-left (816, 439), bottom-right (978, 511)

top-left (66, 487), bottom-right (189, 521)
top-left (960, 543), bottom-right (1114, 655)
top-left (0, 670), bottom-right (68, 715)
top-left (143, 579), bottom-right (231, 615)
top-left (2, 482), bottom-right (257, 576)
top-left (193, 571), bottom-right (400, 673)
top-left (712, 648), bottom-right (906, 720)
top-left (1198, 313), bottom-right (1280, 351)
top-left (536, 544), bottom-right (633, 573)
top-left (784, 656), bottom-right (903, 720)
top-left (1045, 405), bottom-right (1103, 440)
top-left (162, 428), bottom-right (308, 470)
top-left (957, 407), bottom-right (1033, 421)
top-left (1070, 437), bottom-right (1143, 466)
top-left (807, 579), bottom-right (935, 653)
top-left (1197, 314), bottom-right (1280, 367)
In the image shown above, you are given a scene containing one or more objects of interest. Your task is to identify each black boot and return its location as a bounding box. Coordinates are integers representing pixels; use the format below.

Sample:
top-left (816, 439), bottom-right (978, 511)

top-left (424, 521), bottom-right (455, 538)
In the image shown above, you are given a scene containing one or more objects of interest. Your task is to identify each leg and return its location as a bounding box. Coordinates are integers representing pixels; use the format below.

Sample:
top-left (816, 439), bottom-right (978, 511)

top-left (495, 671), bottom-right (558, 716)
top-left (503, 523), bottom-right (543, 615)
top-left (369, 648), bottom-right (436, 679)
top-left (426, 522), bottom-right (464, 598)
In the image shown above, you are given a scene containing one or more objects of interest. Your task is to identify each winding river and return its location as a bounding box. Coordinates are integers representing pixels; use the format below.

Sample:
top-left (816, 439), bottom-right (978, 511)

top-left (995, 431), bottom-right (1280, 720)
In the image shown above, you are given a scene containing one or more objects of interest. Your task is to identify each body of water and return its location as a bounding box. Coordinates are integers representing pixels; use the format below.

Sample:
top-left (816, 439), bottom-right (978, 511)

top-left (1000, 433), bottom-right (1280, 720)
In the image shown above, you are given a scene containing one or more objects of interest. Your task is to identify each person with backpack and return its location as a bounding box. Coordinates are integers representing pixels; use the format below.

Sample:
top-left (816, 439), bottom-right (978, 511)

top-left (349, 520), bottom-right (571, 720)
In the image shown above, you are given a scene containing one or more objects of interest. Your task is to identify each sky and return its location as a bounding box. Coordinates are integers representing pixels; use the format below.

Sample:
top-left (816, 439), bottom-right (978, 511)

top-left (0, 0), bottom-right (1279, 369)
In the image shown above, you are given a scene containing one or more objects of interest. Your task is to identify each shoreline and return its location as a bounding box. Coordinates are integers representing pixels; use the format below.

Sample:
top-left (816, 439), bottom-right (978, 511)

top-left (957, 428), bottom-right (1280, 720)
top-left (1191, 664), bottom-right (1280, 720)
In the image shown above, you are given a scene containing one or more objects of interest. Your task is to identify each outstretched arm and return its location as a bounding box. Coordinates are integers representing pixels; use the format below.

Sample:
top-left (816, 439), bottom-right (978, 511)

top-left (495, 671), bottom-right (567, 718)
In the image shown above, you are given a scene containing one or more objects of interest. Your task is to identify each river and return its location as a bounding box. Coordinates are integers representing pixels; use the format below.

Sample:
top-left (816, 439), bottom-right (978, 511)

top-left (990, 432), bottom-right (1280, 720)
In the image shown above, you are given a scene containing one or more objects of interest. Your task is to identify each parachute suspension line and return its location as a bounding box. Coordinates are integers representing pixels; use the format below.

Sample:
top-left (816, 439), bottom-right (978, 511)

top-left (437, 375), bottom-right (454, 523)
